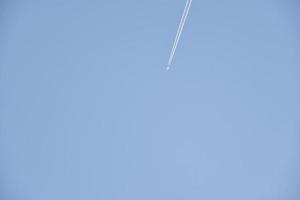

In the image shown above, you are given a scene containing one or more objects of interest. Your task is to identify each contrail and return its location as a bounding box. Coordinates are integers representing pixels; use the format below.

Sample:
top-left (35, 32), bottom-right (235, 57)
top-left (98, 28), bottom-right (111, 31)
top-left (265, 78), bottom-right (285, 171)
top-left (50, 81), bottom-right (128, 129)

top-left (170, 0), bottom-right (192, 61)
top-left (169, 0), bottom-right (191, 63)
top-left (168, 0), bottom-right (190, 66)
top-left (167, 0), bottom-right (193, 70)
top-left (168, 0), bottom-right (192, 68)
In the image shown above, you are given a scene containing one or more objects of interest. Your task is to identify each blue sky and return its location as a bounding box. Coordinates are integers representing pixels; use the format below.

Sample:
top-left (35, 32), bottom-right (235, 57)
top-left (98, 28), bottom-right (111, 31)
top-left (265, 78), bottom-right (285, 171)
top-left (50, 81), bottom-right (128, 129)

top-left (1, 0), bottom-right (300, 199)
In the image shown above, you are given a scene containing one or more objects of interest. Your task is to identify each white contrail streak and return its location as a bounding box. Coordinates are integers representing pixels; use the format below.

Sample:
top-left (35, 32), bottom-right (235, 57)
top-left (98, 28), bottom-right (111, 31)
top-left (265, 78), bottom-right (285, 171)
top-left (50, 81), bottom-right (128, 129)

top-left (168, 0), bottom-right (192, 67)
top-left (168, 0), bottom-right (191, 64)
top-left (167, 0), bottom-right (192, 70)
top-left (168, 0), bottom-right (190, 65)
top-left (170, 0), bottom-right (192, 63)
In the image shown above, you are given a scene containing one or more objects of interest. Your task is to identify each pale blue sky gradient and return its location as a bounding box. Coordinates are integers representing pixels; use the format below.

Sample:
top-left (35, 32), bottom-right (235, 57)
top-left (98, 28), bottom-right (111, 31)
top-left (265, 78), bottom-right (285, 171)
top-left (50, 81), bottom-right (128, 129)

top-left (1, 0), bottom-right (300, 199)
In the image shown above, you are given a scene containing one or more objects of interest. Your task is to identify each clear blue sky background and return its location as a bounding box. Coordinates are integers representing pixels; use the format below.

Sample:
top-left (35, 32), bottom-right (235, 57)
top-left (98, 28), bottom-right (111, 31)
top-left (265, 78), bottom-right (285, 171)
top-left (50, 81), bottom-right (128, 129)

top-left (1, 0), bottom-right (300, 199)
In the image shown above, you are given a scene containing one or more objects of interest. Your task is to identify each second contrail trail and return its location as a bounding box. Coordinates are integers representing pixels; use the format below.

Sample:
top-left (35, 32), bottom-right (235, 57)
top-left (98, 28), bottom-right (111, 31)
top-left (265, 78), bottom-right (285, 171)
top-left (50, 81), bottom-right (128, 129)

top-left (167, 0), bottom-right (193, 70)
